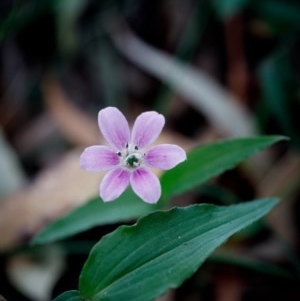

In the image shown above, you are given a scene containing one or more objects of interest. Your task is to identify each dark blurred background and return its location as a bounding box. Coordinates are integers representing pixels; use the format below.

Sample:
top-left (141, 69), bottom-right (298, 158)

top-left (1, 0), bottom-right (300, 300)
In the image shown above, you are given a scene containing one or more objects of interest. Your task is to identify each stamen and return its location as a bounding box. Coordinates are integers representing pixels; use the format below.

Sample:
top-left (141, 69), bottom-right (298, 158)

top-left (117, 152), bottom-right (122, 156)
top-left (135, 145), bottom-right (138, 150)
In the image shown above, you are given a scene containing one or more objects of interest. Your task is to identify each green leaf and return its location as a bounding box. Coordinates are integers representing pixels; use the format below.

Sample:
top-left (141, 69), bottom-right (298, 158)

top-left (32, 189), bottom-right (161, 245)
top-left (79, 198), bottom-right (278, 301)
top-left (53, 290), bottom-right (81, 301)
top-left (160, 135), bottom-right (287, 200)
top-left (213, 0), bottom-right (250, 18)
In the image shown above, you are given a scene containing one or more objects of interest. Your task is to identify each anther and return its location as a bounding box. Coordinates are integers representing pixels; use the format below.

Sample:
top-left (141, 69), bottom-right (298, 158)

top-left (135, 145), bottom-right (138, 150)
top-left (117, 152), bottom-right (122, 156)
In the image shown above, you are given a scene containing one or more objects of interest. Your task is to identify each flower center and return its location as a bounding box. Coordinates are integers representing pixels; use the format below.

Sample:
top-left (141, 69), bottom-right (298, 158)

top-left (118, 143), bottom-right (144, 170)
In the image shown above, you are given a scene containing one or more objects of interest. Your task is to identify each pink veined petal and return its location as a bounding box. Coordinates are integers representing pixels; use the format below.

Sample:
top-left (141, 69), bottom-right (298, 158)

top-left (131, 111), bottom-right (165, 148)
top-left (130, 168), bottom-right (161, 204)
top-left (98, 107), bottom-right (130, 150)
top-left (144, 144), bottom-right (187, 170)
top-left (100, 168), bottom-right (130, 202)
top-left (80, 146), bottom-right (120, 171)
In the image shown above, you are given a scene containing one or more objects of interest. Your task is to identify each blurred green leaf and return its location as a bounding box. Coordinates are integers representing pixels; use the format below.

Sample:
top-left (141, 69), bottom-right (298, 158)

top-left (213, 0), bottom-right (250, 18)
top-left (0, 3), bottom-right (19, 41)
top-left (259, 52), bottom-right (300, 149)
top-left (197, 183), bottom-right (242, 205)
top-left (95, 40), bottom-right (126, 107)
top-left (53, 291), bottom-right (81, 301)
top-left (32, 189), bottom-right (161, 245)
top-left (0, 0), bottom-right (56, 38)
top-left (211, 250), bottom-right (292, 278)
top-left (78, 198), bottom-right (278, 301)
top-left (56, 0), bottom-right (89, 56)
top-left (160, 136), bottom-right (287, 200)
top-left (252, 0), bottom-right (300, 34)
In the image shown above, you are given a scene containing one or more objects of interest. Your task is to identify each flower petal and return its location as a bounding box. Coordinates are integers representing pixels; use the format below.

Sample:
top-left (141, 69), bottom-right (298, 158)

top-left (100, 168), bottom-right (130, 202)
top-left (130, 168), bottom-right (161, 204)
top-left (80, 146), bottom-right (120, 171)
top-left (145, 144), bottom-right (187, 170)
top-left (131, 111), bottom-right (165, 148)
top-left (98, 107), bottom-right (130, 150)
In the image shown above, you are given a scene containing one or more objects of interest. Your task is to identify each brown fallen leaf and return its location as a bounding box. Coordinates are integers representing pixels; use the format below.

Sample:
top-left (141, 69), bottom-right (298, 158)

top-left (0, 149), bottom-right (100, 251)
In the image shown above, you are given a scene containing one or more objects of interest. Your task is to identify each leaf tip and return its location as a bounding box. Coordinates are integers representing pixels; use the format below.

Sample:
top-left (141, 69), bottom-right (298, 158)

top-left (271, 135), bottom-right (290, 142)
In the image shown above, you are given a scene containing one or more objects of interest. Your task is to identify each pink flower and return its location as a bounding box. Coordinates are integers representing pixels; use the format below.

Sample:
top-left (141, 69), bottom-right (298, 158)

top-left (80, 107), bottom-right (186, 204)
